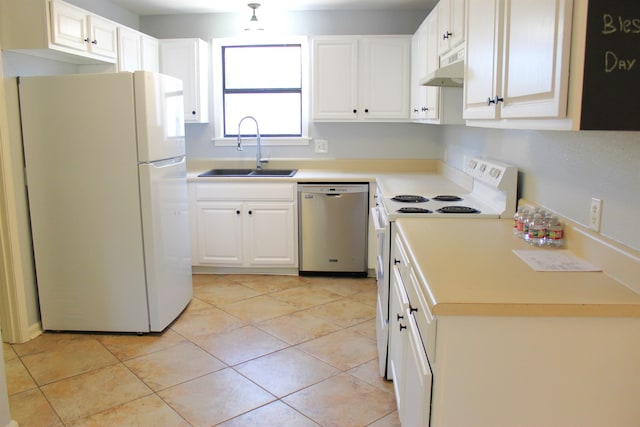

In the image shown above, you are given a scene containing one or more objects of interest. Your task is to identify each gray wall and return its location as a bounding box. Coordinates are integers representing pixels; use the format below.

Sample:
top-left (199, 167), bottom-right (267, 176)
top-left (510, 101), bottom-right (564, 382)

top-left (442, 126), bottom-right (640, 251)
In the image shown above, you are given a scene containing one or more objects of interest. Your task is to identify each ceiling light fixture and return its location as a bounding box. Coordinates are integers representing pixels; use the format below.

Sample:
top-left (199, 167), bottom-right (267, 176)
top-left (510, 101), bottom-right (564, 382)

top-left (245, 3), bottom-right (264, 32)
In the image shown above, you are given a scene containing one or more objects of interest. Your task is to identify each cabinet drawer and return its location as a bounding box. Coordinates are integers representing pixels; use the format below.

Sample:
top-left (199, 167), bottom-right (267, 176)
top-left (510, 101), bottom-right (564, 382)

top-left (407, 265), bottom-right (437, 364)
top-left (195, 183), bottom-right (296, 201)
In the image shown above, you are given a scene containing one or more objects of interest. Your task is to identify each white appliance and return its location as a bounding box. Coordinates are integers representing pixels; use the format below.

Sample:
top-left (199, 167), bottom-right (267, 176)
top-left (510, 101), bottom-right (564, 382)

top-left (373, 158), bottom-right (518, 378)
top-left (19, 71), bottom-right (192, 333)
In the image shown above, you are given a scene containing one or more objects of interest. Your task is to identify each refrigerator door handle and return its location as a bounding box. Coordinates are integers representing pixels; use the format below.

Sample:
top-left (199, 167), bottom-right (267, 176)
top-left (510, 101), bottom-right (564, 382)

top-left (143, 156), bottom-right (186, 168)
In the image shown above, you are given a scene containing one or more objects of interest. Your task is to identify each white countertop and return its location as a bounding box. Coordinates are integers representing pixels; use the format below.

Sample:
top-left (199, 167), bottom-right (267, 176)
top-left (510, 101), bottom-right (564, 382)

top-left (396, 218), bottom-right (640, 317)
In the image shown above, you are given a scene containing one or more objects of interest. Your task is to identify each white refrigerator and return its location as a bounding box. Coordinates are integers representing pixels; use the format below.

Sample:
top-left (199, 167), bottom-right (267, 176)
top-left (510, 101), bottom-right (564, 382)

top-left (19, 71), bottom-right (193, 333)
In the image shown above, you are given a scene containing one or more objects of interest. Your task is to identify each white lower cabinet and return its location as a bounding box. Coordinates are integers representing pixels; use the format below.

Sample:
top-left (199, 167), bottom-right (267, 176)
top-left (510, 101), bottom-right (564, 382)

top-left (390, 229), bottom-right (433, 427)
top-left (190, 183), bottom-right (297, 269)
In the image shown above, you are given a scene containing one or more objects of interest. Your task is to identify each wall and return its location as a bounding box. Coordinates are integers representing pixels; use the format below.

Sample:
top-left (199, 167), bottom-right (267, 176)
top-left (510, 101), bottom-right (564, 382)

top-left (441, 126), bottom-right (640, 251)
top-left (140, 10), bottom-right (443, 162)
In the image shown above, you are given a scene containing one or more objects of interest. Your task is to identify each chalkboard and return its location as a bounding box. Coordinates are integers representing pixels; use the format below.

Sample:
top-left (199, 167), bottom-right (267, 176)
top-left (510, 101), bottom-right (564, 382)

top-left (580, 0), bottom-right (640, 131)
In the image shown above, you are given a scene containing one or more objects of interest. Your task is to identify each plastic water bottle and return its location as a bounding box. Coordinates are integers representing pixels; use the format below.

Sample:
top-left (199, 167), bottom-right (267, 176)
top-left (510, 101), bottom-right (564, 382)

top-left (513, 207), bottom-right (526, 237)
top-left (545, 216), bottom-right (564, 247)
top-left (528, 214), bottom-right (546, 246)
top-left (522, 213), bottom-right (533, 243)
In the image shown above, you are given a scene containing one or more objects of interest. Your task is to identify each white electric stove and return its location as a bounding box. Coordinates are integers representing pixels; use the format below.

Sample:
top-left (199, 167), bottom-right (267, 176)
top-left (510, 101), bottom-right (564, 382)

top-left (373, 158), bottom-right (518, 379)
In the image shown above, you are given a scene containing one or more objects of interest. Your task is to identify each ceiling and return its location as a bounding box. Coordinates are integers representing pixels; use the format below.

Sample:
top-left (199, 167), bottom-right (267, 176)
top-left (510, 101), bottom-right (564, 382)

top-left (107, 0), bottom-right (433, 15)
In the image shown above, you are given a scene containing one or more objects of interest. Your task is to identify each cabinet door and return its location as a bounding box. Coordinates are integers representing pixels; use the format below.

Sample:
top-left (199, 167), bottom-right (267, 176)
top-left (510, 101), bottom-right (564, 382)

top-left (462, 0), bottom-right (503, 119)
top-left (160, 39), bottom-right (209, 123)
top-left (400, 312), bottom-right (432, 427)
top-left (410, 23), bottom-right (429, 121)
top-left (141, 35), bottom-right (159, 72)
top-left (360, 37), bottom-right (411, 120)
top-left (438, 0), bottom-right (466, 55)
top-left (87, 15), bottom-right (117, 59)
top-left (196, 202), bottom-right (243, 265)
top-left (424, 10), bottom-right (441, 120)
top-left (50, 0), bottom-right (89, 52)
top-left (117, 27), bottom-right (141, 72)
top-left (311, 38), bottom-right (359, 120)
top-left (245, 203), bottom-right (296, 266)
top-left (389, 266), bottom-right (409, 418)
top-left (499, 0), bottom-right (572, 118)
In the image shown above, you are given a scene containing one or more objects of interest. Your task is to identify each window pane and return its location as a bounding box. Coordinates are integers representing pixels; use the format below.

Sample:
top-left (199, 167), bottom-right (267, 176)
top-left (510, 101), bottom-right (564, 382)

top-left (225, 93), bottom-right (301, 136)
top-left (224, 45), bottom-right (301, 89)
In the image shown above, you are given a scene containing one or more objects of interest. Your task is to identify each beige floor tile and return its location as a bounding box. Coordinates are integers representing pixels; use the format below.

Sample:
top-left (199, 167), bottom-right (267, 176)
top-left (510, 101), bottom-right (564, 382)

top-left (284, 373), bottom-right (396, 427)
top-left (5, 357), bottom-right (37, 396)
top-left (10, 332), bottom-right (95, 357)
top-left (256, 310), bottom-right (342, 345)
top-left (351, 289), bottom-right (378, 307)
top-left (312, 276), bottom-right (377, 296)
top-left (97, 329), bottom-right (188, 361)
top-left (194, 280), bottom-right (262, 306)
top-left (3, 342), bottom-right (17, 362)
top-left (297, 329), bottom-right (377, 371)
top-left (236, 347), bottom-right (340, 397)
top-left (220, 295), bottom-right (300, 323)
top-left (367, 411), bottom-right (402, 427)
top-left (195, 325), bottom-right (288, 366)
top-left (218, 400), bottom-right (319, 427)
top-left (170, 305), bottom-right (246, 341)
top-left (191, 273), bottom-right (235, 287)
top-left (159, 368), bottom-right (275, 426)
top-left (69, 394), bottom-right (189, 427)
top-left (270, 286), bottom-right (344, 309)
top-left (21, 339), bottom-right (119, 386)
top-left (347, 359), bottom-right (394, 394)
top-left (306, 298), bottom-right (376, 328)
top-left (8, 388), bottom-right (63, 427)
top-left (41, 364), bottom-right (152, 423)
top-left (349, 317), bottom-right (377, 340)
top-left (124, 341), bottom-right (225, 391)
top-left (232, 274), bottom-right (308, 293)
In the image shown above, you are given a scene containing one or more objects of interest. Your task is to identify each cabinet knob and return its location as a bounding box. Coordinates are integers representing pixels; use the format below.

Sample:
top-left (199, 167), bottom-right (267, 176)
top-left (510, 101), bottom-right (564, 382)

top-left (394, 259), bottom-right (400, 265)
top-left (364, 109), bottom-right (369, 113)
top-left (91, 39), bottom-right (98, 45)
top-left (399, 324), bottom-right (407, 331)
top-left (413, 108), bottom-right (419, 113)
top-left (421, 107), bottom-right (429, 112)
top-left (84, 38), bottom-right (89, 43)
top-left (236, 210), bottom-right (241, 215)
top-left (443, 31), bottom-right (452, 40)
top-left (191, 110), bottom-right (197, 115)
top-left (353, 109), bottom-right (357, 114)
top-left (397, 313), bottom-right (404, 321)
top-left (409, 305), bottom-right (418, 314)
top-left (487, 96), bottom-right (504, 106)
top-left (248, 210), bottom-right (253, 215)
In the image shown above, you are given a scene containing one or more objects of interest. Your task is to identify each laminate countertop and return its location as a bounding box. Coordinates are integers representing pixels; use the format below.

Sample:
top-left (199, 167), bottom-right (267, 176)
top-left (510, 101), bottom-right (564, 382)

top-left (395, 218), bottom-right (640, 317)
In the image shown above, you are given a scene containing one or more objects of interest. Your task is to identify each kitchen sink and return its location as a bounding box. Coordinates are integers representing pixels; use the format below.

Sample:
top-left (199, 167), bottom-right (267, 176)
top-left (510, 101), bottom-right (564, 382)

top-left (198, 168), bottom-right (297, 177)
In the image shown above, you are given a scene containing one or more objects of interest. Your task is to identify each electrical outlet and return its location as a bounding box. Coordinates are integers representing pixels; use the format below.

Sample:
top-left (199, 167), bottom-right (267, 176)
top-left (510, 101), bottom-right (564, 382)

top-left (589, 198), bottom-right (603, 232)
top-left (314, 139), bottom-right (329, 153)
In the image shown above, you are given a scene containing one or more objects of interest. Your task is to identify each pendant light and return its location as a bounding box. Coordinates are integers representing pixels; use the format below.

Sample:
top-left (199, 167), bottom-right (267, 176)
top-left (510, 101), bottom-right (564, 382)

top-left (245, 3), bottom-right (264, 32)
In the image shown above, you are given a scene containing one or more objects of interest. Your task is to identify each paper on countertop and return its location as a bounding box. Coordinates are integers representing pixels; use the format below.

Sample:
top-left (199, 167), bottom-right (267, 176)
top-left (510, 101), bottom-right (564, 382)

top-left (513, 249), bottom-right (602, 272)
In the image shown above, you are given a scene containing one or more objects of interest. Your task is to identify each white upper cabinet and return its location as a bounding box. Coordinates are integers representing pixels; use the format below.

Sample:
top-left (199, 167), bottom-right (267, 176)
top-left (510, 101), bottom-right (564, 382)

top-left (463, 0), bottom-right (573, 122)
top-left (117, 27), bottom-right (159, 72)
top-left (50, 0), bottom-right (117, 60)
top-left (312, 36), bottom-right (411, 122)
top-left (159, 38), bottom-right (209, 123)
top-left (410, 18), bottom-right (429, 121)
top-left (0, 0), bottom-right (119, 64)
top-left (437, 0), bottom-right (466, 56)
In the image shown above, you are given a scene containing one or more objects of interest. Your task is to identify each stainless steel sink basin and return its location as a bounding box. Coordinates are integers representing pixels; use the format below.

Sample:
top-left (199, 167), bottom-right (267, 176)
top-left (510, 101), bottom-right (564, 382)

top-left (198, 168), bottom-right (297, 177)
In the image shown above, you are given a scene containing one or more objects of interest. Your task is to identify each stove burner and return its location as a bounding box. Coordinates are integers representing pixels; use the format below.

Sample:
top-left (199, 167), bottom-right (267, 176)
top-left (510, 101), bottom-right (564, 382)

top-left (391, 195), bottom-right (429, 203)
top-left (436, 206), bottom-right (481, 214)
top-left (397, 207), bottom-right (433, 214)
top-left (432, 195), bottom-right (463, 202)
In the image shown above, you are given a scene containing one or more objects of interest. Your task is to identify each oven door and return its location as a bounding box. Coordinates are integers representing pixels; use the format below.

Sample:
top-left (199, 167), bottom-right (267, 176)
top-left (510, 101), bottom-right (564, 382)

top-left (371, 205), bottom-right (391, 377)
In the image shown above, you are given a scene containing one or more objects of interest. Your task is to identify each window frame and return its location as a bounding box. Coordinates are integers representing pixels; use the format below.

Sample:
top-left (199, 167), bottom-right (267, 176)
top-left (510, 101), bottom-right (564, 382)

top-left (212, 36), bottom-right (311, 147)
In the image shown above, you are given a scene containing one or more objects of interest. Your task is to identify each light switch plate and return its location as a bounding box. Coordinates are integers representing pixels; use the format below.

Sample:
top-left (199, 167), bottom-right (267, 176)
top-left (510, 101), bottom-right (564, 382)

top-left (314, 139), bottom-right (328, 153)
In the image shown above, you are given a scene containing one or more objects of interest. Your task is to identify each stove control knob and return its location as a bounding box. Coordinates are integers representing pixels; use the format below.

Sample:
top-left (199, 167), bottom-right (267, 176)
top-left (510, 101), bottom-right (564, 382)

top-left (490, 168), bottom-right (501, 179)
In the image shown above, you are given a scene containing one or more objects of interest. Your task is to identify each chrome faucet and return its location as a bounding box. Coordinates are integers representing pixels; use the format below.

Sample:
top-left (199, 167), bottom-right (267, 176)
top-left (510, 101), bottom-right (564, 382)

top-left (237, 115), bottom-right (268, 170)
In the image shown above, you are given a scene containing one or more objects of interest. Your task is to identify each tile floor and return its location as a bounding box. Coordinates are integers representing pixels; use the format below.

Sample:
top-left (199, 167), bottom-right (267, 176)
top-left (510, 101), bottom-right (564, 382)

top-left (3, 274), bottom-right (400, 426)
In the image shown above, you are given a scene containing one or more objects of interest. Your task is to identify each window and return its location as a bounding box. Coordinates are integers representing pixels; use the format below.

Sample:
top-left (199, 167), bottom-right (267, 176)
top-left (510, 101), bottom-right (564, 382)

top-left (212, 37), bottom-right (309, 145)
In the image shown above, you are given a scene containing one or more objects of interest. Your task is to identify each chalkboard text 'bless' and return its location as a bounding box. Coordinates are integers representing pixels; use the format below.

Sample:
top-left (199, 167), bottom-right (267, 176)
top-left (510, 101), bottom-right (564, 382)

top-left (602, 14), bottom-right (639, 72)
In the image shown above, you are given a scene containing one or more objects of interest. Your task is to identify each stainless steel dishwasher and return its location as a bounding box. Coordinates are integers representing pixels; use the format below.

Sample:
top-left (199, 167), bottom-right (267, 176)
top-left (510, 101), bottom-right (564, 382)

top-left (298, 183), bottom-right (369, 276)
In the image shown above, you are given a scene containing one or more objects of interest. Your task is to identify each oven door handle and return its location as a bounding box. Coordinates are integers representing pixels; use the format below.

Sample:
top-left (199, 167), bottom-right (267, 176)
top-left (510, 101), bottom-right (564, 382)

top-left (370, 208), bottom-right (385, 233)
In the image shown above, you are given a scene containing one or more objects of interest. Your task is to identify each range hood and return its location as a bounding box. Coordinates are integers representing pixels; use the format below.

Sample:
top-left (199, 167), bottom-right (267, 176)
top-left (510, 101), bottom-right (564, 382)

top-left (420, 60), bottom-right (464, 87)
top-left (420, 46), bottom-right (465, 87)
